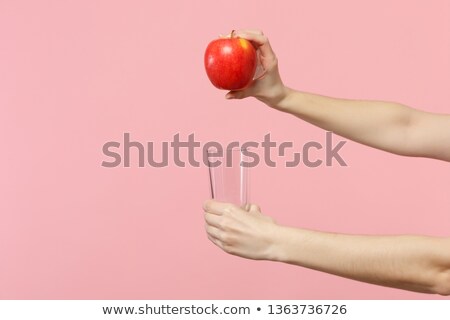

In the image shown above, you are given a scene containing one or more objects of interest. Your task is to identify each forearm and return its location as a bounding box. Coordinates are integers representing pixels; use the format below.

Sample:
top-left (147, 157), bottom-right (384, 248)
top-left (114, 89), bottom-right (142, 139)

top-left (271, 226), bottom-right (450, 295)
top-left (275, 88), bottom-right (421, 156)
top-left (226, 29), bottom-right (450, 160)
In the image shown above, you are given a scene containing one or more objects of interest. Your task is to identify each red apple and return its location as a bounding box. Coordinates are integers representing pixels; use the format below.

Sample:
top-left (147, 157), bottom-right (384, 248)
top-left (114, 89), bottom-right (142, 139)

top-left (204, 34), bottom-right (257, 90)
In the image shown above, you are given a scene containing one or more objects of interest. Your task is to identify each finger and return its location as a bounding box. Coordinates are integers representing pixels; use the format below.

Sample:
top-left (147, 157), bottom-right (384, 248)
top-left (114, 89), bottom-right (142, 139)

top-left (205, 224), bottom-right (223, 240)
top-left (234, 31), bottom-right (267, 46)
top-left (235, 30), bottom-right (264, 50)
top-left (233, 31), bottom-right (274, 58)
top-left (249, 204), bottom-right (262, 213)
top-left (207, 234), bottom-right (223, 249)
top-left (225, 89), bottom-right (252, 100)
top-left (203, 199), bottom-right (236, 215)
top-left (233, 29), bottom-right (264, 36)
top-left (253, 50), bottom-right (266, 80)
top-left (219, 33), bottom-right (231, 39)
top-left (204, 212), bottom-right (222, 228)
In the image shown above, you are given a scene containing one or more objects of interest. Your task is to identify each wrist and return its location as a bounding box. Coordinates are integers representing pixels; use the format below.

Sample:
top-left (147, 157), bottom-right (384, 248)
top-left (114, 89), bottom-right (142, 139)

top-left (267, 225), bottom-right (312, 266)
top-left (265, 224), bottom-right (293, 262)
top-left (254, 84), bottom-right (289, 109)
top-left (267, 86), bottom-right (295, 111)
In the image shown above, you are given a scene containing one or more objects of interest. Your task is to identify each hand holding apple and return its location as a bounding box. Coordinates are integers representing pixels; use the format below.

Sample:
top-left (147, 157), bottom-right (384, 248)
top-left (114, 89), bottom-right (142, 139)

top-left (204, 30), bottom-right (257, 90)
top-left (205, 30), bottom-right (289, 109)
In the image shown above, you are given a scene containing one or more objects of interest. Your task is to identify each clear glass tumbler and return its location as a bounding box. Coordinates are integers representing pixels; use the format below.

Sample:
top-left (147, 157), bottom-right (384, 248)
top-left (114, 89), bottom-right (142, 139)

top-left (206, 146), bottom-right (250, 208)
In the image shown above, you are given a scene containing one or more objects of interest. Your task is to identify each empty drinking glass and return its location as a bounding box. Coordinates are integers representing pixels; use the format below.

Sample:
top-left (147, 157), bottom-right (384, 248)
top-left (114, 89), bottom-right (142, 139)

top-left (206, 146), bottom-right (250, 208)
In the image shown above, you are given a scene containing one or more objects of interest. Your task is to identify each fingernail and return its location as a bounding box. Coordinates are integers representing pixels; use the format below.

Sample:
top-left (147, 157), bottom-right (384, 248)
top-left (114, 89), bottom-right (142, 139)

top-left (225, 93), bottom-right (232, 99)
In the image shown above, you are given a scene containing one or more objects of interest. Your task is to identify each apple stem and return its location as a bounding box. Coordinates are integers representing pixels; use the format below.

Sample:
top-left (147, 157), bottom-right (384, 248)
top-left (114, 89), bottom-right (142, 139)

top-left (231, 30), bottom-right (235, 38)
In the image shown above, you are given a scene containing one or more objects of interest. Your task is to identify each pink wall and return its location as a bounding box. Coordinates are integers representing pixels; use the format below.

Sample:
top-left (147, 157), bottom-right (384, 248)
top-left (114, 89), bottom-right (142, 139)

top-left (0, 0), bottom-right (449, 299)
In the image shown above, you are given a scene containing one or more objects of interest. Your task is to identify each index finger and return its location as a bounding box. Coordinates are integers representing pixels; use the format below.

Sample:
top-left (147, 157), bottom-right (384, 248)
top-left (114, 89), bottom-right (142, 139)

top-left (234, 31), bottom-right (275, 58)
top-left (220, 29), bottom-right (263, 38)
top-left (203, 199), bottom-right (237, 215)
top-left (204, 211), bottom-right (222, 228)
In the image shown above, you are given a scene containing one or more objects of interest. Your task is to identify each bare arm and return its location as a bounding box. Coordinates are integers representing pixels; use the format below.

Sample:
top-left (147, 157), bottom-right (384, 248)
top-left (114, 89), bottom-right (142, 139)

top-left (225, 30), bottom-right (450, 161)
top-left (274, 227), bottom-right (450, 295)
top-left (277, 91), bottom-right (450, 161)
top-left (203, 200), bottom-right (450, 295)
top-left (205, 30), bottom-right (450, 295)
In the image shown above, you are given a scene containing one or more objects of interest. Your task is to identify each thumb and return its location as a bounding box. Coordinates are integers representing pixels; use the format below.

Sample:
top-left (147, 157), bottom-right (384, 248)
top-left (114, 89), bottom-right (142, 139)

top-left (249, 204), bottom-right (262, 213)
top-left (225, 89), bottom-right (251, 100)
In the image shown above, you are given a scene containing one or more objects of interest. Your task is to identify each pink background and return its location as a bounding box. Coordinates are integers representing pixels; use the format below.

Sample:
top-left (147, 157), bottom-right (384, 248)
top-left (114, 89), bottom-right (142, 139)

top-left (0, 0), bottom-right (449, 299)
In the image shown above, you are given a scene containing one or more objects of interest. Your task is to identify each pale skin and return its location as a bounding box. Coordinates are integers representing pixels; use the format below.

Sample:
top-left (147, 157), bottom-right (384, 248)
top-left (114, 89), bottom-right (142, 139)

top-left (203, 30), bottom-right (450, 295)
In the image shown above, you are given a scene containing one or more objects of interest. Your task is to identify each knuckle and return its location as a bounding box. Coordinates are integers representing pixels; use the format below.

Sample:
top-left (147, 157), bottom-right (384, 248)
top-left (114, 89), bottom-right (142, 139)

top-left (220, 231), bottom-right (229, 243)
top-left (224, 204), bottom-right (237, 215)
top-left (223, 207), bottom-right (232, 214)
top-left (219, 219), bottom-right (229, 230)
top-left (222, 243), bottom-right (235, 254)
top-left (203, 200), bottom-right (211, 212)
top-left (219, 220), bottom-right (228, 230)
top-left (229, 204), bottom-right (240, 212)
top-left (205, 225), bottom-right (213, 234)
top-left (222, 243), bottom-right (231, 253)
top-left (206, 213), bottom-right (216, 225)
